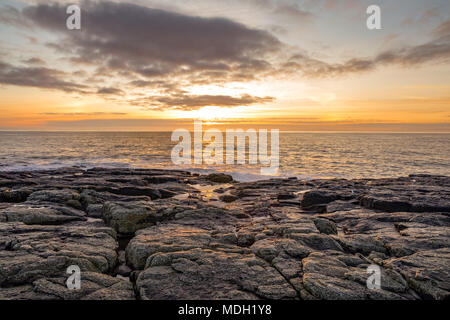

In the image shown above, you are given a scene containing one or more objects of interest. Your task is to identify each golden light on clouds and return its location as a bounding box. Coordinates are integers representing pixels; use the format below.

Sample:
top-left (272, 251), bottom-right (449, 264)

top-left (0, 0), bottom-right (448, 131)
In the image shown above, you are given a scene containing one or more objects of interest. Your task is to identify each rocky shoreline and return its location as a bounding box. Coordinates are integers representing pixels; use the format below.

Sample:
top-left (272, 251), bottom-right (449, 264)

top-left (0, 168), bottom-right (449, 300)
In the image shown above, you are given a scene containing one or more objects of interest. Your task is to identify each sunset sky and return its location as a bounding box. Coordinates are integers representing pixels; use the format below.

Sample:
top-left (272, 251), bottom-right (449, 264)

top-left (0, 0), bottom-right (449, 131)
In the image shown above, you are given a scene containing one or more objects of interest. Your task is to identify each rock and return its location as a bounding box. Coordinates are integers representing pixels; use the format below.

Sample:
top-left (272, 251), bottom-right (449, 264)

top-left (384, 248), bottom-right (450, 300)
top-left (335, 234), bottom-right (387, 255)
top-left (287, 233), bottom-right (343, 252)
top-left (301, 191), bottom-right (339, 208)
top-left (115, 265), bottom-right (132, 277)
top-left (313, 218), bottom-right (337, 235)
top-left (206, 173), bottom-right (233, 183)
top-left (0, 272), bottom-right (134, 300)
top-left (219, 194), bottom-right (238, 203)
top-left (97, 186), bottom-right (161, 199)
top-left (302, 251), bottom-right (411, 300)
top-left (0, 204), bottom-right (86, 225)
top-left (1, 169), bottom-right (449, 300)
top-left (0, 222), bottom-right (117, 287)
top-left (86, 204), bottom-right (103, 218)
top-left (237, 232), bottom-right (255, 247)
top-left (103, 201), bottom-right (155, 235)
top-left (136, 248), bottom-right (297, 300)
top-left (277, 193), bottom-right (296, 200)
top-left (28, 189), bottom-right (82, 209)
top-left (103, 200), bottom-right (188, 235)
top-left (327, 200), bottom-right (360, 213)
top-left (250, 238), bottom-right (311, 263)
top-left (126, 224), bottom-right (211, 270)
top-left (359, 183), bottom-right (450, 213)
top-left (0, 189), bottom-right (32, 203)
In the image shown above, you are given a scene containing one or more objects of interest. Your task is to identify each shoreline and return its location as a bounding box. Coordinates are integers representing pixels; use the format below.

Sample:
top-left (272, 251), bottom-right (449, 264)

top-left (1, 164), bottom-right (447, 183)
top-left (0, 167), bottom-right (449, 300)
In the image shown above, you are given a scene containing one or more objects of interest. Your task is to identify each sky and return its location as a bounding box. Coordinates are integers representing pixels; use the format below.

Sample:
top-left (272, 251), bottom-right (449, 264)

top-left (0, 0), bottom-right (449, 131)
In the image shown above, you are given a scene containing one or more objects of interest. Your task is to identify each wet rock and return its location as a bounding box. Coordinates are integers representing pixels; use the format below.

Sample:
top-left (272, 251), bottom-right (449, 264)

top-left (206, 173), bottom-right (233, 183)
top-left (97, 186), bottom-right (161, 199)
top-left (359, 186), bottom-right (450, 213)
top-left (277, 192), bottom-right (296, 200)
top-left (0, 189), bottom-right (32, 203)
top-left (219, 194), bottom-right (238, 203)
top-left (301, 191), bottom-right (339, 208)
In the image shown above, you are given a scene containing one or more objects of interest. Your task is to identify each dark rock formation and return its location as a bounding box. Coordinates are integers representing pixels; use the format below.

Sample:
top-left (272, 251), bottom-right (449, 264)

top-left (0, 169), bottom-right (449, 300)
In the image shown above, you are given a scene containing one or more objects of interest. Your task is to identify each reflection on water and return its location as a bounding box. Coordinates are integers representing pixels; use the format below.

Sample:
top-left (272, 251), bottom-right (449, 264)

top-left (0, 132), bottom-right (448, 181)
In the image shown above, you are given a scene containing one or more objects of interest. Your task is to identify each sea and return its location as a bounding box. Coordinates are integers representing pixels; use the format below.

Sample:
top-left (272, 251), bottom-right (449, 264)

top-left (0, 132), bottom-right (448, 182)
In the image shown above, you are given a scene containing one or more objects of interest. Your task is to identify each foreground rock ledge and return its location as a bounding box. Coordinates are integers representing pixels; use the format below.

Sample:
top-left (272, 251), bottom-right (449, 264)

top-left (0, 168), bottom-right (448, 300)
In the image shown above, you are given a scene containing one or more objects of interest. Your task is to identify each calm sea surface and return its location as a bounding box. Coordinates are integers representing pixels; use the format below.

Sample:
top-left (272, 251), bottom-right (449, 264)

top-left (0, 132), bottom-right (448, 181)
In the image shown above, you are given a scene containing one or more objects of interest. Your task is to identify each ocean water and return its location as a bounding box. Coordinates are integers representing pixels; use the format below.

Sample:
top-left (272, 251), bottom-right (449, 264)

top-left (0, 132), bottom-right (448, 181)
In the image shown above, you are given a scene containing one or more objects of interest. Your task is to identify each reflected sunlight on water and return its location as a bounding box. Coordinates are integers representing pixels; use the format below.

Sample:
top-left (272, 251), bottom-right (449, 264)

top-left (0, 132), bottom-right (448, 181)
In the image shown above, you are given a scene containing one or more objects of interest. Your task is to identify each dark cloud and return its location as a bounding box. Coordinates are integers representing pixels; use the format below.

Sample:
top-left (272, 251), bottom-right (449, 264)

top-left (156, 94), bottom-right (274, 109)
top-left (0, 60), bottom-right (87, 93)
top-left (97, 87), bottom-right (125, 95)
top-left (23, 1), bottom-right (281, 81)
top-left (130, 93), bottom-right (274, 110)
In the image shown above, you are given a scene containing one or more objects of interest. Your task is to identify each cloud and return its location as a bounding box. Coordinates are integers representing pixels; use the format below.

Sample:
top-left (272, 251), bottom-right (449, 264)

top-left (22, 57), bottom-right (46, 65)
top-left (0, 60), bottom-right (87, 93)
top-left (433, 20), bottom-right (450, 38)
top-left (23, 1), bottom-right (281, 81)
top-left (97, 87), bottom-right (124, 95)
top-left (0, 4), bottom-right (31, 28)
top-left (1, 0), bottom-right (449, 108)
top-left (40, 112), bottom-right (127, 115)
top-left (286, 19), bottom-right (450, 77)
top-left (131, 93), bottom-right (274, 110)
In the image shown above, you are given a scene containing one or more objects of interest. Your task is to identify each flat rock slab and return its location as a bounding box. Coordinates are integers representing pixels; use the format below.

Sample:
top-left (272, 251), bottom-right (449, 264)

top-left (0, 222), bottom-right (118, 287)
top-left (0, 272), bottom-right (135, 300)
top-left (384, 248), bottom-right (450, 300)
top-left (137, 248), bottom-right (297, 300)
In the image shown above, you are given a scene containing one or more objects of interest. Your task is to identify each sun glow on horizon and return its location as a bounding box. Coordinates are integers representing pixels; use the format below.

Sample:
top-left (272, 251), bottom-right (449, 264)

top-left (169, 106), bottom-right (249, 121)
